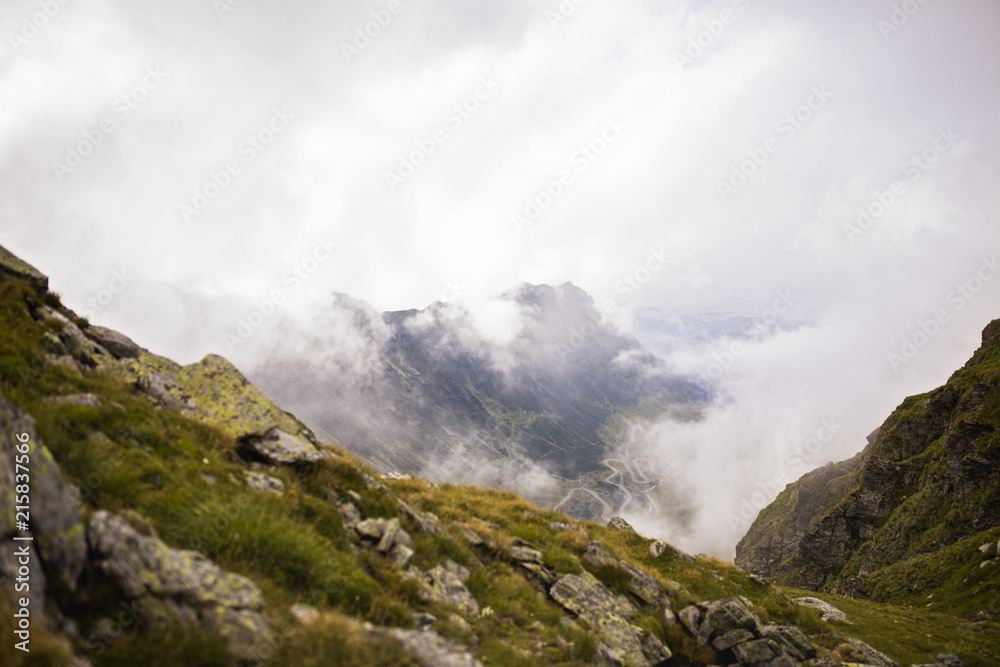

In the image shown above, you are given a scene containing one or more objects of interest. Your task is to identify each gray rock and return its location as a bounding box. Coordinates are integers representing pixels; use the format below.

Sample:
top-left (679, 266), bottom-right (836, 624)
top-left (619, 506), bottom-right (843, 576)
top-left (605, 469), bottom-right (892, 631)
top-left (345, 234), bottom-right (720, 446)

top-left (793, 596), bottom-right (848, 622)
top-left (692, 597), bottom-right (764, 645)
top-left (386, 627), bottom-right (483, 667)
top-left (355, 519), bottom-right (385, 541)
top-left (378, 518), bottom-right (402, 553)
top-left (732, 638), bottom-right (782, 663)
top-left (607, 517), bottom-right (634, 532)
top-left (649, 539), bottom-right (674, 558)
top-left (395, 528), bottom-right (413, 548)
top-left (244, 472), bottom-right (285, 494)
top-left (338, 502), bottom-right (362, 528)
top-left (238, 427), bottom-right (326, 465)
top-left (711, 627), bottom-right (754, 651)
top-left (0, 393), bottom-right (86, 597)
top-left (621, 562), bottom-right (661, 606)
top-left (419, 564), bottom-right (480, 616)
top-left (202, 605), bottom-right (275, 662)
top-left (520, 562), bottom-right (558, 586)
top-left (444, 560), bottom-right (471, 583)
top-left (453, 523), bottom-right (485, 546)
top-left (836, 637), bottom-right (901, 667)
top-left (38, 307), bottom-right (113, 367)
top-left (582, 541), bottom-right (617, 568)
top-left (389, 544), bottom-right (415, 568)
top-left (549, 571), bottom-right (660, 666)
top-left (88, 511), bottom-right (264, 610)
top-left (510, 546), bottom-right (543, 563)
top-left (84, 325), bottom-right (142, 359)
top-left (289, 604), bottom-right (320, 625)
top-left (761, 624), bottom-right (817, 660)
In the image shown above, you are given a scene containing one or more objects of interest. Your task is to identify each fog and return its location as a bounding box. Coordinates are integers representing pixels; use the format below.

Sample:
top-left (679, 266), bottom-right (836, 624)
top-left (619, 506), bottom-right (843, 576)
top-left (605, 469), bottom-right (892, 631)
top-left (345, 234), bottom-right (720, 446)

top-left (3, 0), bottom-right (999, 558)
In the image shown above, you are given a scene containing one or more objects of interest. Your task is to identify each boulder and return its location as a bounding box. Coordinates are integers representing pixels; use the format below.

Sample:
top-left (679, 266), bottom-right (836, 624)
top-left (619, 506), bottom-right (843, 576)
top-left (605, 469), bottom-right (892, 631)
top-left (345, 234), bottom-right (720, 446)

top-left (87, 510), bottom-right (274, 660)
top-left (679, 597), bottom-right (764, 646)
top-left (509, 546), bottom-right (543, 564)
top-left (355, 519), bottom-right (385, 541)
top-left (792, 596), bottom-right (848, 622)
top-left (389, 544), bottom-right (415, 568)
top-left (381, 626), bottom-right (483, 667)
top-left (732, 638), bottom-right (783, 664)
top-left (338, 502), bottom-right (362, 528)
top-left (289, 604), bottom-right (320, 626)
top-left (836, 637), bottom-right (902, 667)
top-left (549, 571), bottom-right (669, 666)
top-left (0, 393), bottom-right (86, 598)
top-left (761, 624), bottom-right (817, 660)
top-left (244, 472), bottom-right (285, 494)
top-left (377, 518), bottom-right (402, 553)
top-left (621, 562), bottom-right (661, 606)
top-left (84, 325), bottom-right (142, 359)
top-left (418, 563), bottom-right (480, 616)
top-left (607, 517), bottom-right (634, 532)
top-left (237, 427), bottom-right (326, 465)
top-left (88, 511), bottom-right (264, 610)
top-left (712, 628), bottom-right (754, 651)
top-left (582, 541), bottom-right (617, 569)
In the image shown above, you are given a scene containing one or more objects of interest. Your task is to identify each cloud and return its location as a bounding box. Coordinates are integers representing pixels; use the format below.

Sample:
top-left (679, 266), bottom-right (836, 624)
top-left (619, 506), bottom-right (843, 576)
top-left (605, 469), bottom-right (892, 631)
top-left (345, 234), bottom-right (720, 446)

top-left (2, 0), bottom-right (999, 557)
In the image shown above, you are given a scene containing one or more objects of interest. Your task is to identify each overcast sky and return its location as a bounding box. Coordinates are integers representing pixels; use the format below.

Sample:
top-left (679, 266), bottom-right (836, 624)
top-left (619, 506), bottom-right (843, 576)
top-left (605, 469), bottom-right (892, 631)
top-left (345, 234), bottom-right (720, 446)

top-left (2, 0), bottom-right (999, 557)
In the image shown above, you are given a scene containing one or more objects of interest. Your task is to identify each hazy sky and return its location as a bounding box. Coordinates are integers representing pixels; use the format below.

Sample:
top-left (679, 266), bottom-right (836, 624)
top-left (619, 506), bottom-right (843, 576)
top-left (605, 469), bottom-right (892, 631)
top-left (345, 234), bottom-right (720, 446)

top-left (2, 0), bottom-right (999, 556)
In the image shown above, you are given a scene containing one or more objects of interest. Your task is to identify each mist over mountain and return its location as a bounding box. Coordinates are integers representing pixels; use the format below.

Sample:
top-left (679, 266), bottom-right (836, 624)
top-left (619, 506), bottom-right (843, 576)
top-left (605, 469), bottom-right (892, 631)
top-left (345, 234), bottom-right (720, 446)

top-left (247, 282), bottom-right (708, 506)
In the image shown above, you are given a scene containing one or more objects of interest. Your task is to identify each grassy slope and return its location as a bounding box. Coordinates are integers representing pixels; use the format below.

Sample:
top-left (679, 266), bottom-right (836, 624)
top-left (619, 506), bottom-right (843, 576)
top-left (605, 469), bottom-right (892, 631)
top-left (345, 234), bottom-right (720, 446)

top-left (1, 274), bottom-right (998, 665)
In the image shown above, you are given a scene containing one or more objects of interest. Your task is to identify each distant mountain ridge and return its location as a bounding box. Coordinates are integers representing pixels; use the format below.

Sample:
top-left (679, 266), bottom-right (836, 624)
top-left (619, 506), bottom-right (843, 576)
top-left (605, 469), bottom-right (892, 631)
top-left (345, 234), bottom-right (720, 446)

top-left (249, 282), bottom-right (708, 496)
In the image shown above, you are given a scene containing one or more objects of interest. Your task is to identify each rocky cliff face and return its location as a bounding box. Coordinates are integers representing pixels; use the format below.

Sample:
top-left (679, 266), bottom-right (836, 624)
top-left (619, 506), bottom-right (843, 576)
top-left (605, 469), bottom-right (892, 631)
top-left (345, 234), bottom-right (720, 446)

top-left (736, 319), bottom-right (1000, 612)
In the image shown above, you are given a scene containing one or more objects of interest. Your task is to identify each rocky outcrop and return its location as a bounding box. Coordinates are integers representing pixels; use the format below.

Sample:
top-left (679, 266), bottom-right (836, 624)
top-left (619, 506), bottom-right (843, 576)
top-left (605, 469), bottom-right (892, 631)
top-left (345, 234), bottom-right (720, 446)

top-left (414, 562), bottom-right (480, 617)
top-left (549, 570), bottom-right (669, 666)
top-left (737, 319), bottom-right (1000, 596)
top-left (678, 597), bottom-right (817, 665)
top-left (237, 427), bottom-right (326, 465)
top-left (793, 596), bottom-right (848, 622)
top-left (87, 510), bottom-right (273, 659)
top-left (0, 243), bottom-right (48, 289)
top-left (0, 393), bottom-right (87, 600)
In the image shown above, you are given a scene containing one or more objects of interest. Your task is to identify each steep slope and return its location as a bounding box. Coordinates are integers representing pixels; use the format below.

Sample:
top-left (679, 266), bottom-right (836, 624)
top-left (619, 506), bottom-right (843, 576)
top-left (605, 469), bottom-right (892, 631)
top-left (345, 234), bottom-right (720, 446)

top-left (3, 243), bottom-right (994, 666)
top-left (736, 319), bottom-right (1000, 618)
top-left (249, 283), bottom-right (707, 492)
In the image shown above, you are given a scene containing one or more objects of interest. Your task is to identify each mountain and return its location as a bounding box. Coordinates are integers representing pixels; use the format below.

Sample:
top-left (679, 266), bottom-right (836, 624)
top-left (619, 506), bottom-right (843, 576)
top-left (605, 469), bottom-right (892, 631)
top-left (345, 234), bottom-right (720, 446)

top-left (735, 319), bottom-right (1000, 619)
top-left (3, 243), bottom-right (994, 666)
top-left (247, 283), bottom-right (708, 504)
